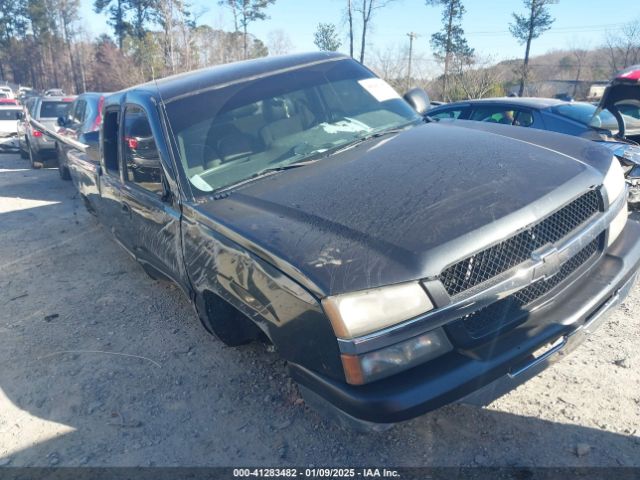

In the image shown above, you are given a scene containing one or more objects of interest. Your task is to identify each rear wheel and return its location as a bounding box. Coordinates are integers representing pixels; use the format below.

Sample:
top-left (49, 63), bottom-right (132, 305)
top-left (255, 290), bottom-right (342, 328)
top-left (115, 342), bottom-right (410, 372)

top-left (28, 143), bottom-right (43, 169)
top-left (57, 147), bottom-right (71, 180)
top-left (19, 139), bottom-right (28, 159)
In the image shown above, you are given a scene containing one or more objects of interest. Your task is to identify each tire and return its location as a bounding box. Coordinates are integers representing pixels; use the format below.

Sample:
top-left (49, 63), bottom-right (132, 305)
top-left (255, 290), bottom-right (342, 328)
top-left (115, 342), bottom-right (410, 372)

top-left (19, 144), bottom-right (28, 159)
top-left (199, 291), bottom-right (261, 346)
top-left (28, 143), bottom-right (43, 169)
top-left (57, 147), bottom-right (71, 180)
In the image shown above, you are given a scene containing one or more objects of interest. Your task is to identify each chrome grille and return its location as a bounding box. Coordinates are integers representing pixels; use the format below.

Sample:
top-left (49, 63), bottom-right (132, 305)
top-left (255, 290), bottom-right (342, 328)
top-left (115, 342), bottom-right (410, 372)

top-left (460, 236), bottom-right (600, 338)
top-left (439, 190), bottom-right (601, 297)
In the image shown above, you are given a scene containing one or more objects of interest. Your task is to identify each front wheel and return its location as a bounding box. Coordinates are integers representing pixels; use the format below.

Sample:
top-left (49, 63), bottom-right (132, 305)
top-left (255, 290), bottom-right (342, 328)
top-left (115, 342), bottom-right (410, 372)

top-left (19, 139), bottom-right (28, 159)
top-left (199, 291), bottom-right (261, 346)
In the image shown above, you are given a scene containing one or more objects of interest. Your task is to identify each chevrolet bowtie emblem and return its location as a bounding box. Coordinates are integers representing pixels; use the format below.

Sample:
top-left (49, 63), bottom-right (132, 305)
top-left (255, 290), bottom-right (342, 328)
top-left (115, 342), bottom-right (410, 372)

top-left (531, 245), bottom-right (561, 281)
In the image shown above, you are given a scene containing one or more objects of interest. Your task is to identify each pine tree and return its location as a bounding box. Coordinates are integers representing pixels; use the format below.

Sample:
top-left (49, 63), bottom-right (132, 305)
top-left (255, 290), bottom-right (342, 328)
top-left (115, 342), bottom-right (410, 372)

top-left (509, 0), bottom-right (557, 96)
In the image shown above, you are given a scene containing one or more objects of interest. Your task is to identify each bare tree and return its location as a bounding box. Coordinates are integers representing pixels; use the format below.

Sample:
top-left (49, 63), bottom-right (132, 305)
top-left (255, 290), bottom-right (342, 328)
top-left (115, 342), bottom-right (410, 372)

top-left (56, 0), bottom-right (82, 92)
top-left (509, 0), bottom-right (557, 96)
top-left (346, 0), bottom-right (354, 57)
top-left (568, 41), bottom-right (589, 97)
top-left (353, 0), bottom-right (395, 64)
top-left (370, 43), bottom-right (407, 89)
top-left (450, 54), bottom-right (503, 100)
top-left (267, 29), bottom-right (292, 55)
top-left (605, 19), bottom-right (640, 74)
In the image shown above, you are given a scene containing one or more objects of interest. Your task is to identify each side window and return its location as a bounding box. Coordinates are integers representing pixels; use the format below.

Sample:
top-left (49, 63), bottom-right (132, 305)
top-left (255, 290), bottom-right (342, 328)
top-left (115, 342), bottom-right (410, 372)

top-left (68, 100), bottom-right (84, 126)
top-left (514, 110), bottom-right (534, 127)
top-left (103, 110), bottom-right (120, 175)
top-left (470, 106), bottom-right (517, 124)
top-left (27, 99), bottom-right (37, 116)
top-left (430, 108), bottom-right (465, 120)
top-left (123, 106), bottom-right (163, 196)
top-left (75, 100), bottom-right (87, 125)
top-left (470, 107), bottom-right (534, 127)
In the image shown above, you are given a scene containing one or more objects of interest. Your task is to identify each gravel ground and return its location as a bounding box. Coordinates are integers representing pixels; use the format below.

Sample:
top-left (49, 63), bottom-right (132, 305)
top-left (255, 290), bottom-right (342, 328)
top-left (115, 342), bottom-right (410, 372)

top-left (0, 152), bottom-right (639, 468)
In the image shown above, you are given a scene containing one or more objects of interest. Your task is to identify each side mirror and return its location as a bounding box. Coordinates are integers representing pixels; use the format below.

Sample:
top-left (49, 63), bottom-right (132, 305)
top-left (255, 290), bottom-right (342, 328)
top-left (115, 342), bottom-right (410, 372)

top-left (16, 112), bottom-right (23, 120)
top-left (57, 116), bottom-right (66, 127)
top-left (403, 87), bottom-right (430, 116)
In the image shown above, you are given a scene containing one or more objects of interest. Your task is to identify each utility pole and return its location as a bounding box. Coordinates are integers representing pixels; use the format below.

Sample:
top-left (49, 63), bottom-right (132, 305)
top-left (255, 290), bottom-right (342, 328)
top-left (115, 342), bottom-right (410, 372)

top-left (406, 32), bottom-right (419, 91)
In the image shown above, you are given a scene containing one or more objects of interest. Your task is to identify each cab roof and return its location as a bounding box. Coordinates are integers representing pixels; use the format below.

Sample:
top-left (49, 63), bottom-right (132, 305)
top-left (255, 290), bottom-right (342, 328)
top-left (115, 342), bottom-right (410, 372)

top-left (109, 52), bottom-right (349, 104)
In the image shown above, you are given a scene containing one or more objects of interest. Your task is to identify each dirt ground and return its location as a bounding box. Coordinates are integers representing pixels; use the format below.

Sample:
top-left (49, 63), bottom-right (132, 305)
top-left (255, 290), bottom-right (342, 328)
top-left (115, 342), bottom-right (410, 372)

top-left (0, 152), bottom-right (639, 468)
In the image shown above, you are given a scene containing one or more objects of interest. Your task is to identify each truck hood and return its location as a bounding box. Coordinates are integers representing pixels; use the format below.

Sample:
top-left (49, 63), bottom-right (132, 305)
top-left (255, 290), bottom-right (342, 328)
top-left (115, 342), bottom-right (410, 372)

top-left (195, 122), bottom-right (612, 297)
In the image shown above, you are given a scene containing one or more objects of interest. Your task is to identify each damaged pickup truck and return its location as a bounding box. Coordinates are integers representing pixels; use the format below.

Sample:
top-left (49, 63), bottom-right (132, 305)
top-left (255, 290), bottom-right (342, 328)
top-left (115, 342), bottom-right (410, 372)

top-left (52, 52), bottom-right (640, 427)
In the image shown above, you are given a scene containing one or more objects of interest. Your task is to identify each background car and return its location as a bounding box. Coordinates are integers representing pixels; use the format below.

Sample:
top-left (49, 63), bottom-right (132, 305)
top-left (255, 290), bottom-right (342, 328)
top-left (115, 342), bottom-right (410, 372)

top-left (17, 95), bottom-right (75, 167)
top-left (56, 92), bottom-right (107, 180)
top-left (0, 94), bottom-right (19, 105)
top-left (426, 97), bottom-right (638, 136)
top-left (0, 86), bottom-right (15, 99)
top-left (428, 97), bottom-right (640, 207)
top-left (0, 105), bottom-right (22, 153)
top-left (44, 88), bottom-right (65, 97)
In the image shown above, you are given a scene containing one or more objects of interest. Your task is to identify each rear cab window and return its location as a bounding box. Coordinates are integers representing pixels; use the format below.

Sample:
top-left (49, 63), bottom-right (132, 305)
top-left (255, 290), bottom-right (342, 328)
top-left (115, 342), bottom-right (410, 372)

top-left (39, 101), bottom-right (72, 119)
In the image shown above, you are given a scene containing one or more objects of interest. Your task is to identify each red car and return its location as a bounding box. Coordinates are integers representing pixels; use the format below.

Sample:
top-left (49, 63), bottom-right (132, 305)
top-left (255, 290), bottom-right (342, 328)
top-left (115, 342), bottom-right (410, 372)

top-left (596, 64), bottom-right (640, 141)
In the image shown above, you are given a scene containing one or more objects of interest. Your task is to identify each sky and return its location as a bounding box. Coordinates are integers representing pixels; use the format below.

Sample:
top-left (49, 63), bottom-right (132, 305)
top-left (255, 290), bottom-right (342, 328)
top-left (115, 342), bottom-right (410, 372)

top-left (79, 0), bottom-right (639, 71)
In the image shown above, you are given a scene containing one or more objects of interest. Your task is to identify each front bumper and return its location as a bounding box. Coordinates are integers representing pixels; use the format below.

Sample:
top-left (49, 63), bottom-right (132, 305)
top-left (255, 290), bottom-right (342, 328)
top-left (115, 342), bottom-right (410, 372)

top-left (32, 136), bottom-right (57, 155)
top-left (290, 218), bottom-right (640, 424)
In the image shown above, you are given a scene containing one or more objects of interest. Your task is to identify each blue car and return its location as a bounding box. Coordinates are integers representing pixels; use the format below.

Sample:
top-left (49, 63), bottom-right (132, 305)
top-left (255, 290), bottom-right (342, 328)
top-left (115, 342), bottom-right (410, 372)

top-left (428, 96), bottom-right (640, 207)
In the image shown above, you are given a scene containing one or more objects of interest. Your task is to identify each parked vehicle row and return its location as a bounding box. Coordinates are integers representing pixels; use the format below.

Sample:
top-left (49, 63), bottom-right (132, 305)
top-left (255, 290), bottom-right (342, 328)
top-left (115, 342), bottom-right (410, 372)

top-left (55, 92), bottom-right (107, 179)
top-left (24, 52), bottom-right (637, 430)
top-left (17, 95), bottom-right (75, 167)
top-left (0, 105), bottom-right (22, 153)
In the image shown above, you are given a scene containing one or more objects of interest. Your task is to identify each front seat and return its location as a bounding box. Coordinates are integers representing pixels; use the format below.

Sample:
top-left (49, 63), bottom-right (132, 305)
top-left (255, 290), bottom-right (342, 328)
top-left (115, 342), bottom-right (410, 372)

top-left (203, 122), bottom-right (255, 167)
top-left (260, 98), bottom-right (313, 147)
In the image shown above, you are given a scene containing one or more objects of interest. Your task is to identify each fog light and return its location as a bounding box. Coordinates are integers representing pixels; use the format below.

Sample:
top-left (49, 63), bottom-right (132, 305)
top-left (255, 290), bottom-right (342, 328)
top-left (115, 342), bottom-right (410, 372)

top-left (341, 328), bottom-right (453, 385)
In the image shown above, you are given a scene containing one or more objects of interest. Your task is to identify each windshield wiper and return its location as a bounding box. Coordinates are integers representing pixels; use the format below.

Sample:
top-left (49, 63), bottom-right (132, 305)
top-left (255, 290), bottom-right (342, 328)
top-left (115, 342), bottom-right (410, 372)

top-left (255, 159), bottom-right (320, 176)
top-left (211, 159), bottom-right (320, 196)
top-left (209, 121), bottom-right (420, 197)
top-left (331, 121), bottom-right (420, 156)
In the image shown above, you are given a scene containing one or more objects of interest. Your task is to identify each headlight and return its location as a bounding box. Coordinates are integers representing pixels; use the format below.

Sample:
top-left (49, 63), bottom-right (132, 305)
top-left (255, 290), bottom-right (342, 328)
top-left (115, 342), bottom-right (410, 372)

top-left (603, 159), bottom-right (626, 205)
top-left (607, 202), bottom-right (628, 247)
top-left (322, 282), bottom-right (433, 339)
top-left (341, 328), bottom-right (453, 384)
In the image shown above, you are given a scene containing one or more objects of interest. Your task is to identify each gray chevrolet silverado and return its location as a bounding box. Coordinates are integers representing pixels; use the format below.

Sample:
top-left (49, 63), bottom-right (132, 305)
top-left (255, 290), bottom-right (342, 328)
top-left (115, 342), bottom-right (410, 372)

top-left (48, 52), bottom-right (639, 428)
